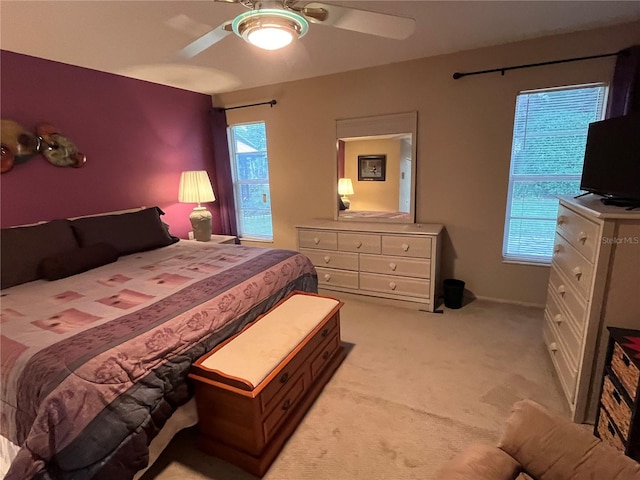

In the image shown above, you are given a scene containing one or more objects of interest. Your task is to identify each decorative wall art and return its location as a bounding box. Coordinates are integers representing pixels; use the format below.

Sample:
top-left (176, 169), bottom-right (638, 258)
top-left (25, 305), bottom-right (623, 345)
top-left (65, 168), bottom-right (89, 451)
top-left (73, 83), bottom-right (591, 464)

top-left (358, 154), bottom-right (386, 181)
top-left (0, 119), bottom-right (86, 174)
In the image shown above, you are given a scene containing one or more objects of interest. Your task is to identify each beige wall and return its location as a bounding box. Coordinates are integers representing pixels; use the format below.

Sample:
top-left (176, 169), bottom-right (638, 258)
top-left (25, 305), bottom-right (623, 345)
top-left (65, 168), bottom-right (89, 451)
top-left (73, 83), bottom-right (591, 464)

top-left (217, 21), bottom-right (640, 306)
top-left (345, 138), bottom-right (400, 212)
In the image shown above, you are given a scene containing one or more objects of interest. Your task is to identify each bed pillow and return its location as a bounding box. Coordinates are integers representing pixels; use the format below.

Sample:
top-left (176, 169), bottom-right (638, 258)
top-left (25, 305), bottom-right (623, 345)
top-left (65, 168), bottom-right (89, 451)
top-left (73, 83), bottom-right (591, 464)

top-left (39, 243), bottom-right (119, 281)
top-left (1, 219), bottom-right (79, 289)
top-left (70, 207), bottom-right (178, 256)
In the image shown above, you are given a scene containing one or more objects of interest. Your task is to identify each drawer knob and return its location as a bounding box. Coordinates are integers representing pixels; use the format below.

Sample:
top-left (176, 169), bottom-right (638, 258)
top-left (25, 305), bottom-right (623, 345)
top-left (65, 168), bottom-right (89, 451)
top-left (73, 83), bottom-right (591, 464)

top-left (324, 273), bottom-right (331, 282)
top-left (572, 267), bottom-right (582, 279)
top-left (322, 350), bottom-right (330, 360)
top-left (280, 372), bottom-right (289, 384)
top-left (356, 241), bottom-right (363, 249)
top-left (549, 342), bottom-right (558, 352)
top-left (313, 237), bottom-right (320, 245)
top-left (557, 215), bottom-right (567, 225)
top-left (323, 255), bottom-right (331, 264)
top-left (557, 284), bottom-right (566, 296)
top-left (577, 231), bottom-right (588, 243)
top-left (554, 314), bottom-right (562, 325)
top-left (282, 399), bottom-right (292, 411)
top-left (402, 243), bottom-right (410, 252)
top-left (553, 245), bottom-right (561, 255)
top-left (389, 262), bottom-right (397, 271)
top-left (321, 328), bottom-right (329, 337)
top-left (389, 282), bottom-right (397, 290)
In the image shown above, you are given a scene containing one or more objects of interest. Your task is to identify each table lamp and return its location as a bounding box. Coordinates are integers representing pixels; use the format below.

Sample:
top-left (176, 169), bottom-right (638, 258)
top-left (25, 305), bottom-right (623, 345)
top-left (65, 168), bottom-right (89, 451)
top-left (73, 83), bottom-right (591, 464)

top-left (179, 170), bottom-right (216, 241)
top-left (338, 178), bottom-right (354, 209)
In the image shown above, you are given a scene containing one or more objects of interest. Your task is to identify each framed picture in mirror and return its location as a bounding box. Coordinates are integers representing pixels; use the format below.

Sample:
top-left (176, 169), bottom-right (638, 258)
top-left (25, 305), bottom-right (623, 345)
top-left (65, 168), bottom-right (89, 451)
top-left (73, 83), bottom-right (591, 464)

top-left (358, 154), bottom-right (386, 181)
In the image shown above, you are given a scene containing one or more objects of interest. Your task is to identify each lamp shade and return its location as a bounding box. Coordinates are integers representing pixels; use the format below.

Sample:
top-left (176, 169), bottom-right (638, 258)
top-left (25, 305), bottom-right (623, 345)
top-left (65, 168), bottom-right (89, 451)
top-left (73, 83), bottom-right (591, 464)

top-left (338, 178), bottom-right (354, 196)
top-left (178, 171), bottom-right (215, 204)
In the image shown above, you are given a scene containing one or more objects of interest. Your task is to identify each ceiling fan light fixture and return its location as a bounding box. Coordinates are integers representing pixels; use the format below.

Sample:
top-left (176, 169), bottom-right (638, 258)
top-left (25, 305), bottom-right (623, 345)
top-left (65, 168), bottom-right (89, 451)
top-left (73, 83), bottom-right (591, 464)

top-left (232, 9), bottom-right (309, 50)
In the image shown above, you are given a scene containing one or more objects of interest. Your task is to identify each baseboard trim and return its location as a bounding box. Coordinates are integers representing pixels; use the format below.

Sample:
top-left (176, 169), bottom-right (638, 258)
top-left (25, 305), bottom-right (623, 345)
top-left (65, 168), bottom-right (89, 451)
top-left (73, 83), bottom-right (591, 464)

top-left (473, 295), bottom-right (545, 309)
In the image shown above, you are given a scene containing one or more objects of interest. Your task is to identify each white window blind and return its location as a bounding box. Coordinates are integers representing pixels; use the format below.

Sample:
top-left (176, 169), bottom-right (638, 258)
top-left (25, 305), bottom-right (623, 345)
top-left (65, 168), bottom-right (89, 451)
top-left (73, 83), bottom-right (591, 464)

top-left (503, 84), bottom-right (607, 264)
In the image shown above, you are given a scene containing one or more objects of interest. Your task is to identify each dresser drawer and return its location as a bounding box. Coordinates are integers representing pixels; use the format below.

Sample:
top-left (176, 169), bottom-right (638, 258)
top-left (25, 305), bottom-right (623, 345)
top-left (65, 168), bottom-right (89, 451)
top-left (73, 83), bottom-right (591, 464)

top-left (300, 248), bottom-right (358, 271)
top-left (310, 331), bottom-right (341, 380)
top-left (543, 320), bottom-right (578, 403)
top-left (360, 254), bottom-right (430, 279)
top-left (612, 342), bottom-right (640, 402)
top-left (298, 229), bottom-right (337, 250)
top-left (597, 407), bottom-right (626, 453)
top-left (556, 205), bottom-right (600, 262)
top-left (552, 233), bottom-right (594, 299)
top-left (548, 266), bottom-right (587, 334)
top-left (316, 267), bottom-right (359, 289)
top-left (601, 374), bottom-right (632, 440)
top-left (338, 232), bottom-right (381, 253)
top-left (360, 272), bottom-right (430, 299)
top-left (544, 295), bottom-right (581, 366)
top-left (381, 235), bottom-right (432, 258)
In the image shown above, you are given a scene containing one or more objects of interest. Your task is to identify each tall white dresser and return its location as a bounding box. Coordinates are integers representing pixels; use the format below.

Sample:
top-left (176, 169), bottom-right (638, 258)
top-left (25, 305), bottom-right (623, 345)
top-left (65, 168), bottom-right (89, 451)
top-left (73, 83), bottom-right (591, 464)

top-left (544, 195), bottom-right (640, 423)
top-left (296, 221), bottom-right (443, 312)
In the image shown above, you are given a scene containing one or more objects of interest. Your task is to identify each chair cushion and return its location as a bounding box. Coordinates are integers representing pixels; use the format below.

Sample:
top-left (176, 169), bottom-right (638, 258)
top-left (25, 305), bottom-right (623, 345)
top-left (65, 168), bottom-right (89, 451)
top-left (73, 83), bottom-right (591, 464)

top-left (499, 400), bottom-right (640, 480)
top-left (433, 443), bottom-right (521, 480)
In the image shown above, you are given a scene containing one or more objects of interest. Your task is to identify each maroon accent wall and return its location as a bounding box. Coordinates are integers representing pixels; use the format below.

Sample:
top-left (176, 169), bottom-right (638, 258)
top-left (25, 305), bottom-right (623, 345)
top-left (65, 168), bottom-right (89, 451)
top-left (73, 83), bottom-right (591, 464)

top-left (0, 50), bottom-right (221, 239)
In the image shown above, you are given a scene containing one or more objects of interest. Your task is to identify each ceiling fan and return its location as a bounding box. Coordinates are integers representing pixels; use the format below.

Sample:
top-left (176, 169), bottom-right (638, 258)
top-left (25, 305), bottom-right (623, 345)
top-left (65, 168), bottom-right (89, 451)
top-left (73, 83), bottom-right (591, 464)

top-left (179, 0), bottom-right (416, 57)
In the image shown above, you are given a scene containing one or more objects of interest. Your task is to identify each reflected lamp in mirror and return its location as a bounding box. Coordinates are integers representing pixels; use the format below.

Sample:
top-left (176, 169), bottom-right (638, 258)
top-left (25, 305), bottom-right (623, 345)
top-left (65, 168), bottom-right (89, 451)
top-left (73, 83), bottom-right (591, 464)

top-left (338, 178), bottom-right (354, 209)
top-left (178, 170), bottom-right (216, 241)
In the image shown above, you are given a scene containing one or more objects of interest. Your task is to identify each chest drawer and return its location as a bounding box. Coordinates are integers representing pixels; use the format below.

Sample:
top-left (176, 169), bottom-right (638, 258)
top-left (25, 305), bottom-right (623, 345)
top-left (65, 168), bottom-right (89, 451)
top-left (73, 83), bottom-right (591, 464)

top-left (262, 371), bottom-right (308, 443)
top-left (543, 319), bottom-right (578, 402)
top-left (382, 235), bottom-right (431, 258)
top-left (556, 205), bottom-right (600, 262)
top-left (338, 232), bottom-right (381, 253)
top-left (299, 248), bottom-right (358, 271)
top-left (299, 229), bottom-right (338, 250)
top-left (360, 272), bottom-right (430, 299)
top-left (544, 294), bottom-right (581, 366)
top-left (548, 266), bottom-right (587, 333)
top-left (360, 254), bottom-right (430, 279)
top-left (552, 233), bottom-right (594, 299)
top-left (316, 266), bottom-right (359, 289)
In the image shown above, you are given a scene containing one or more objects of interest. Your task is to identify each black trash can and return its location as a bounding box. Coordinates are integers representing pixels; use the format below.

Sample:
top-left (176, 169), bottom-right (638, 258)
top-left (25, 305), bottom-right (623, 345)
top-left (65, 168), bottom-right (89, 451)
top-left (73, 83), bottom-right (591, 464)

top-left (443, 279), bottom-right (465, 309)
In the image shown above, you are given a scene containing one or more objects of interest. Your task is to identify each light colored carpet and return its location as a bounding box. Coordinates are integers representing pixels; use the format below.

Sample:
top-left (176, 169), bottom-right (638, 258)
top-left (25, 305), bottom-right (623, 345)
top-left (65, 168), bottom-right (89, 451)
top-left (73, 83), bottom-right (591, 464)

top-left (141, 295), bottom-right (569, 480)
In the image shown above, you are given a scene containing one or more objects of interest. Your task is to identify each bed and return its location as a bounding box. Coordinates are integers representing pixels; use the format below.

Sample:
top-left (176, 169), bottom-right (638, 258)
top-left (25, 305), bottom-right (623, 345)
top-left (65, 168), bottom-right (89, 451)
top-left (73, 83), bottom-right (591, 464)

top-left (0, 208), bottom-right (317, 480)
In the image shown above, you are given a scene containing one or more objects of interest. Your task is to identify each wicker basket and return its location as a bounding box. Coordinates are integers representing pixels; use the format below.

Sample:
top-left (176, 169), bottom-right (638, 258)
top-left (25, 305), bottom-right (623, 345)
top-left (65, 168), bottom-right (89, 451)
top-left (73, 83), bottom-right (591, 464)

top-left (611, 343), bottom-right (640, 401)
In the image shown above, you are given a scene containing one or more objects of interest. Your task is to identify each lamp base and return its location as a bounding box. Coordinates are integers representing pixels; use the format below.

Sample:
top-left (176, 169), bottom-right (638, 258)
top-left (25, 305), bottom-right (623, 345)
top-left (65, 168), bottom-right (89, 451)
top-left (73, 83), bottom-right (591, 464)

top-left (189, 207), bottom-right (212, 241)
top-left (341, 196), bottom-right (351, 210)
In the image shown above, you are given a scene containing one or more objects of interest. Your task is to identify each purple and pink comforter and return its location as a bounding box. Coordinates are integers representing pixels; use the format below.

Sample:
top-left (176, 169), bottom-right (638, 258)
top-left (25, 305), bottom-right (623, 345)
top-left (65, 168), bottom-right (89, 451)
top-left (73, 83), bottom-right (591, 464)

top-left (0, 242), bottom-right (317, 479)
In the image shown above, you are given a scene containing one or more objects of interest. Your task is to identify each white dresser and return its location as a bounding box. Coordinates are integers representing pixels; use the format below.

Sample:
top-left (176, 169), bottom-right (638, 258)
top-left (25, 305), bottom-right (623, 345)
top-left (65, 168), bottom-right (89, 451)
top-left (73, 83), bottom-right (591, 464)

top-left (543, 195), bottom-right (640, 423)
top-left (296, 220), bottom-right (443, 312)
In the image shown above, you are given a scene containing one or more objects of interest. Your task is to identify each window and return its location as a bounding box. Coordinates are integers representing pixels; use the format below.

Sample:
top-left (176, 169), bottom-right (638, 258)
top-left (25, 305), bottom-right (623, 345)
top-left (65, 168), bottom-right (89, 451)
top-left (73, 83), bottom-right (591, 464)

top-left (503, 84), bottom-right (607, 264)
top-left (228, 122), bottom-right (273, 241)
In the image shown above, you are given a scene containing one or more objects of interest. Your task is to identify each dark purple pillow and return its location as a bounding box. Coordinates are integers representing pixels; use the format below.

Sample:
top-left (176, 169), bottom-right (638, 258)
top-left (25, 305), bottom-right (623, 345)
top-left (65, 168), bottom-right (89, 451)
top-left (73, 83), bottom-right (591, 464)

top-left (70, 207), bottom-right (178, 256)
top-left (1, 219), bottom-right (79, 289)
top-left (39, 243), bottom-right (119, 281)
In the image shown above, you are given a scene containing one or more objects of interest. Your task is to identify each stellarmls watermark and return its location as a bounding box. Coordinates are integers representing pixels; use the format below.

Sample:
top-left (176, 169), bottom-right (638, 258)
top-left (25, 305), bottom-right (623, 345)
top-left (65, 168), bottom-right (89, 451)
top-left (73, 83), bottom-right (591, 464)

top-left (602, 236), bottom-right (640, 245)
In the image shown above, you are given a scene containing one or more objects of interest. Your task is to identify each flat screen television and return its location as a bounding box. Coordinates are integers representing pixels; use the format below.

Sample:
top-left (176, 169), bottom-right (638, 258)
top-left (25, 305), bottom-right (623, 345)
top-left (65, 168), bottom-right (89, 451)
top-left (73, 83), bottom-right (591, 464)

top-left (580, 112), bottom-right (640, 207)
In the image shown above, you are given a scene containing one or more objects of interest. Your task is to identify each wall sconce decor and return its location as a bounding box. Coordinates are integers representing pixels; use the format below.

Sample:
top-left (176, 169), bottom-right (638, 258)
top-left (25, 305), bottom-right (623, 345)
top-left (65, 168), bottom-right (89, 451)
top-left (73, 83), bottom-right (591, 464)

top-left (178, 170), bottom-right (216, 241)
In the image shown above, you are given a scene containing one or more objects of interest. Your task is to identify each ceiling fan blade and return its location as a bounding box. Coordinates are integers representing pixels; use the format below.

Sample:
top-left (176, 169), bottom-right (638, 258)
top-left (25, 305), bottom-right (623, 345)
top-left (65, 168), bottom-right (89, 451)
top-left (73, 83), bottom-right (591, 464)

top-left (301, 2), bottom-right (415, 40)
top-left (179, 22), bottom-right (233, 59)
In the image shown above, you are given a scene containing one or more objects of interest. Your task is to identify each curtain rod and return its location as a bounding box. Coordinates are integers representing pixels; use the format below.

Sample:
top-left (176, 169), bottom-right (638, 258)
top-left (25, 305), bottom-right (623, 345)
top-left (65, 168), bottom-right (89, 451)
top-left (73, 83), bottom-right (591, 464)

top-left (215, 99), bottom-right (277, 112)
top-left (452, 50), bottom-right (625, 80)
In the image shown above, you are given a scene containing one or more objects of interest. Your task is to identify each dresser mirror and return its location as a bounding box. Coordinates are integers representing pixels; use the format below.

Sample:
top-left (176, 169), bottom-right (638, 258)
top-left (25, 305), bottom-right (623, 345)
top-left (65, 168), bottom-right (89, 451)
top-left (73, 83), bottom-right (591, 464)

top-left (335, 111), bottom-right (417, 224)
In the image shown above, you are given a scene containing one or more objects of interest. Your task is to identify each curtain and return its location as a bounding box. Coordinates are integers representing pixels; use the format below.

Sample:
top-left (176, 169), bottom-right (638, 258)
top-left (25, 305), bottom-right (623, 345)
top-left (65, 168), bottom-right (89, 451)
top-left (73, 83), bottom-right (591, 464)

top-left (209, 108), bottom-right (238, 238)
top-left (608, 45), bottom-right (640, 118)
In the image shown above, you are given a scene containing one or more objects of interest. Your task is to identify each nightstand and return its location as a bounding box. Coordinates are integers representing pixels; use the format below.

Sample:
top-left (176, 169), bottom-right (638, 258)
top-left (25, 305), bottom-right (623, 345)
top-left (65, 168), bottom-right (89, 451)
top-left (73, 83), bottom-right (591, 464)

top-left (187, 234), bottom-right (237, 245)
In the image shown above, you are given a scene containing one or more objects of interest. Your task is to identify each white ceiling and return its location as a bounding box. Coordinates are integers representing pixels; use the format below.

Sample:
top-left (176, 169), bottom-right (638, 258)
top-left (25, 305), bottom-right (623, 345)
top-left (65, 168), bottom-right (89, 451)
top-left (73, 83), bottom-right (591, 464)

top-left (2, 1), bottom-right (640, 96)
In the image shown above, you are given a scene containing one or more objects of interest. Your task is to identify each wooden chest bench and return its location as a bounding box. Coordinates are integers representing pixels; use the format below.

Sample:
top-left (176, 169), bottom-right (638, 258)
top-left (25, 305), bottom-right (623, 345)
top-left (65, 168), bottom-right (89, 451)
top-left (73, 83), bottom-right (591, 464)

top-left (188, 291), bottom-right (346, 476)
